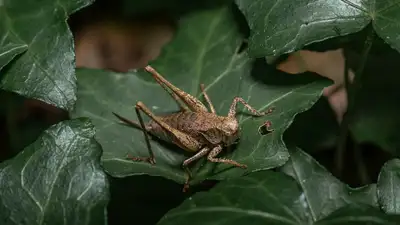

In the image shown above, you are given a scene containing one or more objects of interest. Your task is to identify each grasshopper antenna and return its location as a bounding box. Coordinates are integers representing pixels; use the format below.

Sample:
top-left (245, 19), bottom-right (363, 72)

top-left (112, 112), bottom-right (144, 130)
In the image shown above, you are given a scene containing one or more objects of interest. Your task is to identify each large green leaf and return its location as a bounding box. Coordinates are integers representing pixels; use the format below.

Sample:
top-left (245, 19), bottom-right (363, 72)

top-left (235, 0), bottom-right (400, 57)
top-left (157, 170), bottom-right (397, 225)
top-left (377, 158), bottom-right (400, 214)
top-left (0, 0), bottom-right (94, 111)
top-left (234, 0), bottom-right (370, 57)
top-left (157, 171), bottom-right (313, 225)
top-left (280, 147), bottom-right (378, 222)
top-left (0, 119), bottom-right (109, 225)
top-left (71, 5), bottom-right (328, 185)
top-left (315, 204), bottom-right (400, 225)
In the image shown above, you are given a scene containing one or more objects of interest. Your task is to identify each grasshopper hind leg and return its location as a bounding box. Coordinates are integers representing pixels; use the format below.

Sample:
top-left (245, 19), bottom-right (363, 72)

top-left (113, 112), bottom-right (151, 131)
top-left (145, 66), bottom-right (209, 113)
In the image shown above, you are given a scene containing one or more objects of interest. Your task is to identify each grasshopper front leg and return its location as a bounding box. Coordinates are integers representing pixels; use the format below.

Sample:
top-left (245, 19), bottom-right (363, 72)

top-left (228, 97), bottom-right (274, 118)
top-left (207, 145), bottom-right (247, 168)
top-left (182, 147), bottom-right (211, 192)
top-left (181, 145), bottom-right (248, 192)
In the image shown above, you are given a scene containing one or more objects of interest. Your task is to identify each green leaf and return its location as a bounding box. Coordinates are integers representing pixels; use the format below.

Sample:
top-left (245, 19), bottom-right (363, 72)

top-left (0, 30), bottom-right (27, 71)
top-left (157, 171), bottom-right (313, 225)
top-left (0, 118), bottom-right (109, 225)
top-left (377, 158), bottom-right (400, 214)
top-left (280, 147), bottom-right (378, 222)
top-left (234, 0), bottom-right (370, 57)
top-left (315, 204), bottom-right (400, 225)
top-left (373, 1), bottom-right (400, 54)
top-left (71, 5), bottom-right (328, 185)
top-left (157, 170), bottom-right (400, 225)
top-left (0, 0), bottom-right (94, 111)
top-left (235, 0), bottom-right (400, 57)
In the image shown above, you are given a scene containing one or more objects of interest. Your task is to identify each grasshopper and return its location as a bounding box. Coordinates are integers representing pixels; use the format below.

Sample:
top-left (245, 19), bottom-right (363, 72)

top-left (113, 65), bottom-right (274, 191)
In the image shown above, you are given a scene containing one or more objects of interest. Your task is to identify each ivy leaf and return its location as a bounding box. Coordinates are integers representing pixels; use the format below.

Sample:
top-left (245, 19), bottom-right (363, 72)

top-left (235, 0), bottom-right (400, 57)
top-left (315, 204), bottom-right (400, 225)
top-left (373, 1), bottom-right (400, 54)
top-left (71, 5), bottom-right (328, 185)
top-left (234, 0), bottom-right (370, 57)
top-left (279, 147), bottom-right (378, 222)
top-left (377, 158), bottom-right (400, 214)
top-left (0, 119), bottom-right (109, 225)
top-left (156, 167), bottom-right (399, 225)
top-left (0, 27), bottom-right (27, 71)
top-left (0, 0), bottom-right (94, 111)
top-left (157, 171), bottom-right (313, 225)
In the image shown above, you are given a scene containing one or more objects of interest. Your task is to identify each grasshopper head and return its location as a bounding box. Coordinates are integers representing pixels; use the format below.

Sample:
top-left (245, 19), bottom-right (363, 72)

top-left (220, 117), bottom-right (240, 145)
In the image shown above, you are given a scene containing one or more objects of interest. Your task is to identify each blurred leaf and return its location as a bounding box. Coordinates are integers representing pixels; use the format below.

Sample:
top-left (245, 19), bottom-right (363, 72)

top-left (121, 0), bottom-right (230, 15)
top-left (235, 0), bottom-right (400, 57)
top-left (280, 147), bottom-right (378, 221)
top-left (157, 171), bottom-right (313, 225)
top-left (350, 99), bottom-right (400, 155)
top-left (348, 47), bottom-right (400, 155)
top-left (71, 5), bottom-right (328, 185)
top-left (0, 0), bottom-right (94, 111)
top-left (377, 158), bottom-right (400, 214)
top-left (315, 204), bottom-right (400, 225)
top-left (0, 119), bottom-right (109, 225)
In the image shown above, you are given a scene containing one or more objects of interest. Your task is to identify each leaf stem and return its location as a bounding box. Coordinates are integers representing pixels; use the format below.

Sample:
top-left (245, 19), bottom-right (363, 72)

top-left (334, 26), bottom-right (375, 177)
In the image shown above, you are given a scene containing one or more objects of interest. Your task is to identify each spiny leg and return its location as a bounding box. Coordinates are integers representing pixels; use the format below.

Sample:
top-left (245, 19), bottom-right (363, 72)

top-left (228, 97), bottom-right (274, 118)
top-left (145, 65), bottom-right (208, 112)
top-left (181, 147), bottom-right (211, 192)
top-left (207, 145), bottom-right (247, 169)
top-left (126, 106), bottom-right (156, 164)
top-left (200, 84), bottom-right (216, 114)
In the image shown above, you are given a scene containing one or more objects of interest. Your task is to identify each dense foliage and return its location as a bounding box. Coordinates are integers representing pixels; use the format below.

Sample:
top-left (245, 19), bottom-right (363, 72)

top-left (1, 0), bottom-right (400, 224)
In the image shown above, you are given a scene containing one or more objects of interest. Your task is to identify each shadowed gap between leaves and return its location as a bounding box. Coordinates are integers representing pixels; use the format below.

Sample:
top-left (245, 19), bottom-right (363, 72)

top-left (107, 174), bottom-right (218, 225)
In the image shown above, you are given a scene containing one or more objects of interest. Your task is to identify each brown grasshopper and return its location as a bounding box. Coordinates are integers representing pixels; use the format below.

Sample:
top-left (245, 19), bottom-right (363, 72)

top-left (113, 65), bottom-right (274, 191)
